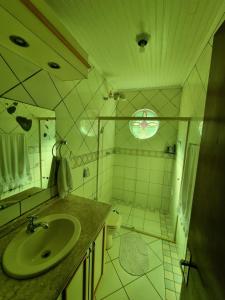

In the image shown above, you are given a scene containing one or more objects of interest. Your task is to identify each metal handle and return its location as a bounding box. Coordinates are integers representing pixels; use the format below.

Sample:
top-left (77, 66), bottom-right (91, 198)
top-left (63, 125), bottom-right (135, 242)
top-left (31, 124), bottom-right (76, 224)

top-left (180, 259), bottom-right (197, 285)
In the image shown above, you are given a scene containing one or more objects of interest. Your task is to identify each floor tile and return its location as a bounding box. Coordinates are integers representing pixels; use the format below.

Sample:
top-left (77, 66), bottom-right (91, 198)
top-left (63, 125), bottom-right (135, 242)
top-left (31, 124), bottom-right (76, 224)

top-left (165, 279), bottom-right (175, 291)
top-left (125, 276), bottom-right (161, 300)
top-left (96, 262), bottom-right (122, 299)
top-left (139, 233), bottom-right (158, 244)
top-left (149, 239), bottom-right (163, 261)
top-left (112, 258), bottom-right (139, 286)
top-left (147, 246), bottom-right (163, 271)
top-left (165, 271), bottom-right (174, 281)
top-left (103, 288), bottom-right (129, 300)
top-left (108, 237), bottom-right (120, 260)
top-left (147, 265), bottom-right (165, 299)
top-left (165, 288), bottom-right (177, 300)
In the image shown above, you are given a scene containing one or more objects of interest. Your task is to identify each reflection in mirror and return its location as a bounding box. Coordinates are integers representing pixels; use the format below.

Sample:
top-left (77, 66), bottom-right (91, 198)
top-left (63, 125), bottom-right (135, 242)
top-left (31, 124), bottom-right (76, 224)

top-left (0, 98), bottom-right (56, 207)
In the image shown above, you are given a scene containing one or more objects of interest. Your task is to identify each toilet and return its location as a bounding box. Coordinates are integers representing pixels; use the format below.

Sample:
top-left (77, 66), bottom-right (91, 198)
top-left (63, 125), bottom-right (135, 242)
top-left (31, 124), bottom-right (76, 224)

top-left (106, 210), bottom-right (122, 249)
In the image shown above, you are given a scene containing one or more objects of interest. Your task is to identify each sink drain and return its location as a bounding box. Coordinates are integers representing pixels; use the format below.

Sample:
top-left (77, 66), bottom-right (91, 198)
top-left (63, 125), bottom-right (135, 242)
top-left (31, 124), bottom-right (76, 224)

top-left (41, 250), bottom-right (51, 259)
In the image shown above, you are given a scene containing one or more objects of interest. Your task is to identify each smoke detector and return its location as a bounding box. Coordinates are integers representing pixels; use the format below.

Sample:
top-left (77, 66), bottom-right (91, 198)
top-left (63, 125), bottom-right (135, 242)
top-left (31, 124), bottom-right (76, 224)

top-left (136, 32), bottom-right (150, 52)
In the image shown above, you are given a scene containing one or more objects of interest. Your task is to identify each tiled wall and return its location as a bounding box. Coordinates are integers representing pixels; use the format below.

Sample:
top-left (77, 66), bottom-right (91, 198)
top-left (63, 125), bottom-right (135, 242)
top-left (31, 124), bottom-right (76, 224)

top-left (172, 41), bottom-right (213, 259)
top-left (110, 88), bottom-right (181, 212)
top-left (0, 44), bottom-right (116, 209)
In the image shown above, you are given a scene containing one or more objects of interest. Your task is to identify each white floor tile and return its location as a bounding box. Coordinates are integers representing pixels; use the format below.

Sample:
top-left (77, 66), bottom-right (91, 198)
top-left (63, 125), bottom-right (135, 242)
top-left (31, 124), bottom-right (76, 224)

top-left (147, 247), bottom-right (162, 271)
top-left (112, 258), bottom-right (139, 286)
top-left (96, 262), bottom-right (122, 299)
top-left (165, 289), bottom-right (177, 300)
top-left (108, 237), bottom-right (121, 260)
top-left (149, 239), bottom-right (163, 261)
top-left (147, 265), bottom-right (165, 299)
top-left (125, 276), bottom-right (161, 300)
top-left (139, 233), bottom-right (158, 244)
top-left (103, 288), bottom-right (129, 300)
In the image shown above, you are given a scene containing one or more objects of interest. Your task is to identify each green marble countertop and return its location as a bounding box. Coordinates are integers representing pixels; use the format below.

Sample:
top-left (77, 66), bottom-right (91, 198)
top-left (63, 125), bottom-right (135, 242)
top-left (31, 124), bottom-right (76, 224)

top-left (0, 195), bottom-right (111, 300)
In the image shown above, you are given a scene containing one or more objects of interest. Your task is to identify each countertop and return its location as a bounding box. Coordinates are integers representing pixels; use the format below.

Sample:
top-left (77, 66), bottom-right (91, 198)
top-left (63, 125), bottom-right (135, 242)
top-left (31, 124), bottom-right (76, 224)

top-left (0, 195), bottom-right (111, 300)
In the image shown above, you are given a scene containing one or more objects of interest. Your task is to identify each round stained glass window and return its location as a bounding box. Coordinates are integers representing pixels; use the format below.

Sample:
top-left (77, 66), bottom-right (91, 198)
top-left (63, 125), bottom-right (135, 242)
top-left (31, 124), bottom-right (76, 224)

top-left (129, 109), bottom-right (159, 139)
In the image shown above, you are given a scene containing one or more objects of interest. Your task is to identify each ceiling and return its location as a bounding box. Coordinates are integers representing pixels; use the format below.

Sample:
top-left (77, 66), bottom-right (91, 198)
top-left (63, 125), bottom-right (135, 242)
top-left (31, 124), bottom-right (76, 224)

top-left (46, 0), bottom-right (225, 90)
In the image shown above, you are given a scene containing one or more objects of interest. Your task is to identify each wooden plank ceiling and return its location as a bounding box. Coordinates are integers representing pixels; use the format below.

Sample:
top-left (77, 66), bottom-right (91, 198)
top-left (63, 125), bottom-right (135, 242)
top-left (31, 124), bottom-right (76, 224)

top-left (46, 0), bottom-right (225, 89)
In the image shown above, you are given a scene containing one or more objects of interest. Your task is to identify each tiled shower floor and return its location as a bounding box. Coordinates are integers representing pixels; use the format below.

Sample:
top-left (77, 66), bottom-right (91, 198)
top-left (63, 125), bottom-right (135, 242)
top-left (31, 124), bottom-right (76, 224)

top-left (96, 228), bottom-right (182, 300)
top-left (111, 201), bottom-right (174, 241)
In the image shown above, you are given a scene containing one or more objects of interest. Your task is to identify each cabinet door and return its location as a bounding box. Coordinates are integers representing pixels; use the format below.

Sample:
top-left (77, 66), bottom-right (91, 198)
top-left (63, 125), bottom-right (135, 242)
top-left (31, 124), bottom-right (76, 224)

top-left (65, 260), bottom-right (85, 300)
top-left (93, 227), bottom-right (105, 293)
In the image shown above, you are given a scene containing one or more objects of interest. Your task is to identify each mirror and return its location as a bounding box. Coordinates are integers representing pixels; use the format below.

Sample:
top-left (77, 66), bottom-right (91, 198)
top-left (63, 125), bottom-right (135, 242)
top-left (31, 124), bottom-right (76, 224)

top-left (0, 97), bottom-right (56, 208)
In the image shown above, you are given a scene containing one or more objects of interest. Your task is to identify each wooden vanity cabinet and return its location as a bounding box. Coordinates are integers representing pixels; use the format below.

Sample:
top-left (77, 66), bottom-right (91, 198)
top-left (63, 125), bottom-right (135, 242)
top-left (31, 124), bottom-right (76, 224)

top-left (60, 226), bottom-right (105, 300)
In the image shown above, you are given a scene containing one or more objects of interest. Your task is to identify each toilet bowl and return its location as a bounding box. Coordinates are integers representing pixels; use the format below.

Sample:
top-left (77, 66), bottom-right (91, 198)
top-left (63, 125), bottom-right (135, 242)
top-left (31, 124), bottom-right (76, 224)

top-left (106, 210), bottom-right (122, 250)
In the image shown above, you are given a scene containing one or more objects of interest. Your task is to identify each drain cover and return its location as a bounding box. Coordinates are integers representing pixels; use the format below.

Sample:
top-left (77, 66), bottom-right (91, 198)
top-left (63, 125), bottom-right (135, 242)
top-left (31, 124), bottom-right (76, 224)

top-left (41, 250), bottom-right (51, 258)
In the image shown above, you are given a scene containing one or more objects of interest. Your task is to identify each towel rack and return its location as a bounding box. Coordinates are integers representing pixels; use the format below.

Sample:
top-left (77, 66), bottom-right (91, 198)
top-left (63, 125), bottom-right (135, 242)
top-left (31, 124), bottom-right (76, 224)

top-left (52, 140), bottom-right (67, 158)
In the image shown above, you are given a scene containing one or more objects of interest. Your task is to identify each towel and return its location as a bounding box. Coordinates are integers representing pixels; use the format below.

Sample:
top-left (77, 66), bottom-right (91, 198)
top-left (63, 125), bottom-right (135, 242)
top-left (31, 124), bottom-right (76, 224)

top-left (57, 158), bottom-right (73, 198)
top-left (48, 156), bottom-right (59, 188)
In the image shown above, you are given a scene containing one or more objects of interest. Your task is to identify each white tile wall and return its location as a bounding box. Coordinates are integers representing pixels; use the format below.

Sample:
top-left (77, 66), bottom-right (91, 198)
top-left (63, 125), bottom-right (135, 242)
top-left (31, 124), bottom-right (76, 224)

top-left (172, 41), bottom-right (213, 259)
top-left (112, 154), bottom-right (174, 212)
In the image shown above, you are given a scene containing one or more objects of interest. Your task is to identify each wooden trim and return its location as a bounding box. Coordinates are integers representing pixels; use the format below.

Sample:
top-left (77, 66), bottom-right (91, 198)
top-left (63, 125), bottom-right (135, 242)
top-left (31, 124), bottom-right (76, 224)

top-left (98, 116), bottom-right (191, 121)
top-left (20, 0), bottom-right (91, 69)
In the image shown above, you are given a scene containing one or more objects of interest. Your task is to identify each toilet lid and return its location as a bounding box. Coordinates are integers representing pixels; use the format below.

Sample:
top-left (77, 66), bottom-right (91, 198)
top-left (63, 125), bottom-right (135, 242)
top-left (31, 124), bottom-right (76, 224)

top-left (106, 211), bottom-right (121, 227)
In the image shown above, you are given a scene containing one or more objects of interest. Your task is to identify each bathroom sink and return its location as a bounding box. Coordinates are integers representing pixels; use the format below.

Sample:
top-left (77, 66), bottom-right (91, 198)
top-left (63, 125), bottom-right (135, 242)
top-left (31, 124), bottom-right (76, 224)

top-left (2, 213), bottom-right (81, 279)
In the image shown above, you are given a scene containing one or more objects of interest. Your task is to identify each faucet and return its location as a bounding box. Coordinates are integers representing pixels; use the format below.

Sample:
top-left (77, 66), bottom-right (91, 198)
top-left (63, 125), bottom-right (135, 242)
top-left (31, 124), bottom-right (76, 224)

top-left (26, 215), bottom-right (49, 233)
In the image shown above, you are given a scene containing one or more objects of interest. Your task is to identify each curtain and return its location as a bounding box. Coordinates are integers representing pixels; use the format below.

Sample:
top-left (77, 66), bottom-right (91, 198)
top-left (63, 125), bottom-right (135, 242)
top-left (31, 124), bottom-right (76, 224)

top-left (0, 134), bottom-right (32, 194)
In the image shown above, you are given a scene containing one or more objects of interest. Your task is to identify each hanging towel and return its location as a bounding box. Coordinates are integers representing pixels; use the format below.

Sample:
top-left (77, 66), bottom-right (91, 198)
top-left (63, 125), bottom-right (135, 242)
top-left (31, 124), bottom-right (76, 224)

top-left (48, 156), bottom-right (59, 188)
top-left (0, 134), bottom-right (32, 194)
top-left (179, 144), bottom-right (199, 236)
top-left (57, 158), bottom-right (73, 198)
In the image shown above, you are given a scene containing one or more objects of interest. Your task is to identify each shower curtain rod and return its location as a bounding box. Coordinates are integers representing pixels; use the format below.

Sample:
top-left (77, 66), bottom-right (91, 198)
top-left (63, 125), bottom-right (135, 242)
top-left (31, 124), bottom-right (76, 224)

top-left (98, 116), bottom-right (191, 121)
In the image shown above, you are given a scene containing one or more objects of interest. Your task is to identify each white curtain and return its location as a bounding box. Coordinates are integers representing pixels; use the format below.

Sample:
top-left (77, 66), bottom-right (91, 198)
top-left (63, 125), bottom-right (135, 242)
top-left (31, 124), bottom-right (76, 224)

top-left (0, 134), bottom-right (32, 194)
top-left (179, 144), bottom-right (199, 236)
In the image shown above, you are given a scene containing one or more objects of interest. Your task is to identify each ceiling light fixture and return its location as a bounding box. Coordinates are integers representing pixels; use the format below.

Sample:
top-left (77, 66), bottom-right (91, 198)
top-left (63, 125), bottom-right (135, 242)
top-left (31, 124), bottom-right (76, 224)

top-left (9, 35), bottom-right (29, 47)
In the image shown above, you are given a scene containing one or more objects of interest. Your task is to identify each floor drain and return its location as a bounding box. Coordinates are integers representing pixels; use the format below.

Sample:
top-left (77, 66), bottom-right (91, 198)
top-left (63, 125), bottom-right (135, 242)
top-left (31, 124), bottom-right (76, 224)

top-left (41, 250), bottom-right (51, 258)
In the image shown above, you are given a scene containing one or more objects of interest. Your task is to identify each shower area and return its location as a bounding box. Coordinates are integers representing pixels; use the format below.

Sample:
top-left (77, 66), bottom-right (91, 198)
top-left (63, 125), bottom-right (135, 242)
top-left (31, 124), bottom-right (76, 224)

top-left (97, 110), bottom-right (189, 241)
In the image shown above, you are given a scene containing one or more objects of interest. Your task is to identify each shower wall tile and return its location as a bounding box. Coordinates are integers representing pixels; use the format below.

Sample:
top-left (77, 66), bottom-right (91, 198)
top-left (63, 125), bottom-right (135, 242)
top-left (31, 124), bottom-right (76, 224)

top-left (112, 153), bottom-right (174, 213)
top-left (115, 87), bottom-right (182, 153)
